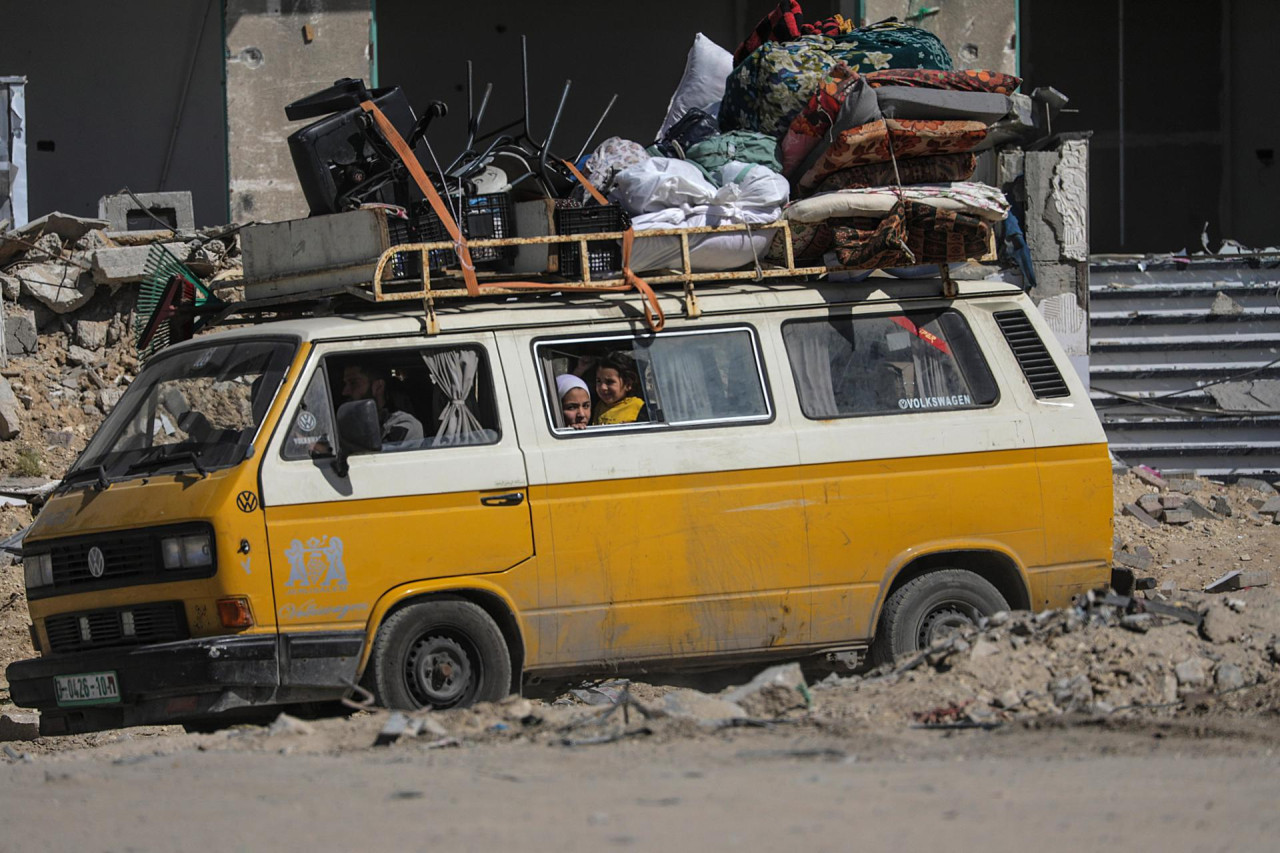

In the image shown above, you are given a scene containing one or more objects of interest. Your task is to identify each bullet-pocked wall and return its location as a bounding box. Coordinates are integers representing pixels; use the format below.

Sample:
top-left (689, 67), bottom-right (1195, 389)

top-left (0, 1), bottom-right (227, 227)
top-left (225, 0), bottom-right (374, 224)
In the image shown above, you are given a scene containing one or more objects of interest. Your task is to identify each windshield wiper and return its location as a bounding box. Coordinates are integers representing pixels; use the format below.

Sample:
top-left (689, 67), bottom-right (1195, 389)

top-left (61, 465), bottom-right (111, 492)
top-left (125, 450), bottom-right (208, 479)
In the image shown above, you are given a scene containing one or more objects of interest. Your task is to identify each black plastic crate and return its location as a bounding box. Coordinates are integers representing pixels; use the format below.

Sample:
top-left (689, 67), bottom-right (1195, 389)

top-left (554, 203), bottom-right (629, 279)
top-left (414, 193), bottom-right (516, 272)
top-left (383, 210), bottom-right (420, 279)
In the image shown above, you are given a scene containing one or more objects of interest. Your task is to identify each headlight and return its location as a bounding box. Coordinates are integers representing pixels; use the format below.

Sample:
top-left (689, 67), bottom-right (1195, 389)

top-left (23, 553), bottom-right (52, 589)
top-left (160, 533), bottom-right (212, 569)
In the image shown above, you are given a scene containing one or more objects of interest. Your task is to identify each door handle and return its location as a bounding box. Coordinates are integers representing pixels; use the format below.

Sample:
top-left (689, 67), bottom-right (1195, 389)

top-left (480, 491), bottom-right (525, 507)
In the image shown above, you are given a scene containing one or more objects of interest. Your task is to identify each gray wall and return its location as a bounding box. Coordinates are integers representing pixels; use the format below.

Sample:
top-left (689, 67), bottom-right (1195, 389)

top-left (0, 0), bottom-right (227, 227)
top-left (1021, 0), bottom-right (1277, 254)
top-left (374, 1), bottom-right (840, 166)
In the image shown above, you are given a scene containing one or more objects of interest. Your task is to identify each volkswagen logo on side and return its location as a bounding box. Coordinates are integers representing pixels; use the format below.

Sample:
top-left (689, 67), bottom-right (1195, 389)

top-left (87, 546), bottom-right (106, 579)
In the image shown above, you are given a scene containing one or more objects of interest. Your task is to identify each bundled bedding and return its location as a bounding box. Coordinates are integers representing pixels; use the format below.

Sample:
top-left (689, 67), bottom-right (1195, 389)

top-left (574, 1), bottom-right (1022, 277)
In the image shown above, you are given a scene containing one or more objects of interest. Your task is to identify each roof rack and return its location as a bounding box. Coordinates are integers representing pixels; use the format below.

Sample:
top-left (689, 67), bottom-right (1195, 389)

top-left (351, 219), bottom-right (962, 333)
top-left (352, 219), bottom-right (825, 330)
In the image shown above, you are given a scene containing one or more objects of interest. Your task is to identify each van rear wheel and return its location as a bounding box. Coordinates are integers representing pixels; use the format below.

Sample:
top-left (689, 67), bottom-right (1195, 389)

top-left (870, 569), bottom-right (1009, 666)
top-left (370, 599), bottom-right (511, 711)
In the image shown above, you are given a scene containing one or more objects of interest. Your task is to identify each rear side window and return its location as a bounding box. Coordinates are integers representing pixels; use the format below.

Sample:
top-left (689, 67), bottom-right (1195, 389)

top-left (535, 326), bottom-right (772, 433)
top-left (783, 309), bottom-right (998, 419)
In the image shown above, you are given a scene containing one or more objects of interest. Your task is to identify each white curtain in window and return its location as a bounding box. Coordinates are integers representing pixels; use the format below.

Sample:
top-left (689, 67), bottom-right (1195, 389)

top-left (912, 342), bottom-right (951, 399)
top-left (786, 322), bottom-right (840, 418)
top-left (422, 349), bottom-right (483, 446)
top-left (652, 341), bottom-right (716, 423)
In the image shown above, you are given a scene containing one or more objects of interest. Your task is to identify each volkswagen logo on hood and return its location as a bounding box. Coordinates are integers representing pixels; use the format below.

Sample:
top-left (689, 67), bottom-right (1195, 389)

top-left (87, 546), bottom-right (106, 579)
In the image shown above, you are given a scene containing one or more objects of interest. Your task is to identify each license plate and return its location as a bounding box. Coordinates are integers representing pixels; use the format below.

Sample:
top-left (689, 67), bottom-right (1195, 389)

top-left (53, 671), bottom-right (121, 707)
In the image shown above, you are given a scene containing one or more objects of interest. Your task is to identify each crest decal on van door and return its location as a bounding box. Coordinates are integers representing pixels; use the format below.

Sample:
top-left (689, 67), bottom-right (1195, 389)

top-left (283, 536), bottom-right (348, 593)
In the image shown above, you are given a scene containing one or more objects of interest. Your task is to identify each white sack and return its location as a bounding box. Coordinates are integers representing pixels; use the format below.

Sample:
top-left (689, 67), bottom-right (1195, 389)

top-left (627, 161), bottom-right (790, 273)
top-left (609, 157), bottom-right (715, 216)
top-left (656, 33), bottom-right (734, 139)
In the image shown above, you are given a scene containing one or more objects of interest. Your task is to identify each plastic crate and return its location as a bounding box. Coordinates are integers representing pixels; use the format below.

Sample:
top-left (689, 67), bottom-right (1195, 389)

top-left (414, 193), bottom-right (516, 272)
top-left (554, 203), bottom-right (629, 278)
top-left (384, 211), bottom-right (420, 279)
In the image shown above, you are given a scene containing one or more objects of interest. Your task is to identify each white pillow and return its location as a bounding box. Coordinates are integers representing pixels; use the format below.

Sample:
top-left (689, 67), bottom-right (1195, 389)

top-left (656, 33), bottom-right (733, 140)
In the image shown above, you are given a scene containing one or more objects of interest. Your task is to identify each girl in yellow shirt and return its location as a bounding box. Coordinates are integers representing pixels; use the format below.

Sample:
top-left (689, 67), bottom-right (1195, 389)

top-left (591, 353), bottom-right (648, 425)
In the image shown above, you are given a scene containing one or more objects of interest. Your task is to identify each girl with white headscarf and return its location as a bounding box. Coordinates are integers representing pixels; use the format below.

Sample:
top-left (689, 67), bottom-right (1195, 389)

top-left (555, 374), bottom-right (592, 429)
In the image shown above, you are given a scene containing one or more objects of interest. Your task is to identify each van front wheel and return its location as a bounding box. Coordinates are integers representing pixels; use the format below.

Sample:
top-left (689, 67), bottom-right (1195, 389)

top-left (870, 570), bottom-right (1009, 666)
top-left (370, 599), bottom-right (512, 711)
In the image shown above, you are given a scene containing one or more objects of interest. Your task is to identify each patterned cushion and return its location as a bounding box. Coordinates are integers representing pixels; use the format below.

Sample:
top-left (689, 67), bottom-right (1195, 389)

top-left (721, 22), bottom-right (954, 140)
top-left (798, 119), bottom-right (988, 191)
top-left (812, 152), bottom-right (977, 193)
top-left (778, 63), bottom-right (861, 177)
top-left (826, 200), bottom-right (992, 269)
top-left (864, 68), bottom-right (1022, 95)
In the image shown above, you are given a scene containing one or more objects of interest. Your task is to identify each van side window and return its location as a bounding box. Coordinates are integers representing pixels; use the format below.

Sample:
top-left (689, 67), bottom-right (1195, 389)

top-left (783, 310), bottom-right (998, 418)
top-left (536, 327), bottom-right (771, 433)
top-left (281, 345), bottom-right (500, 459)
top-left (282, 369), bottom-right (335, 460)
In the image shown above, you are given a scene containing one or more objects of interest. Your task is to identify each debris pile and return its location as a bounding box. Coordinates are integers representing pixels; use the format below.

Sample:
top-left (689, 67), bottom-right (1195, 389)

top-left (812, 584), bottom-right (1278, 730)
top-left (0, 204), bottom-right (243, 475)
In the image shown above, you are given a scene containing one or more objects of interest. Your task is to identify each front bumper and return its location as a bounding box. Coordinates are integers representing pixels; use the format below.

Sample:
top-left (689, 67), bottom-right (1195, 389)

top-left (6, 631), bottom-right (364, 736)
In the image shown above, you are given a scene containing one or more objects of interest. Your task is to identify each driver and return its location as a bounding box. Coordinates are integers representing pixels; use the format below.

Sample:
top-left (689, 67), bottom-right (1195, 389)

top-left (340, 364), bottom-right (424, 445)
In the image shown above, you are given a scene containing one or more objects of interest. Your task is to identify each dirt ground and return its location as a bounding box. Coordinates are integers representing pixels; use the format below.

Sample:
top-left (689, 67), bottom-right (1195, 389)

top-left (0, 469), bottom-right (1277, 849)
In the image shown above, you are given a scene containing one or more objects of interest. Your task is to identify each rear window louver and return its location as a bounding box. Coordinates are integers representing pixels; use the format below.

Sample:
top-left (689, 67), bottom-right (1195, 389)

top-left (993, 310), bottom-right (1071, 399)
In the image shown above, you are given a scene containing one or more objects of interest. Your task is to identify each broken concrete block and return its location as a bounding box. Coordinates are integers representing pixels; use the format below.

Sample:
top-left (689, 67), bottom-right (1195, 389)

top-left (722, 662), bottom-right (810, 717)
top-left (1120, 613), bottom-right (1152, 633)
top-left (0, 211), bottom-right (108, 266)
top-left (0, 272), bottom-right (18, 302)
top-left (26, 232), bottom-right (63, 262)
top-left (1131, 465), bottom-right (1167, 489)
top-left (98, 191), bottom-right (194, 233)
top-left (90, 242), bottom-right (191, 286)
top-left (14, 263), bottom-right (96, 313)
top-left (43, 428), bottom-right (75, 448)
top-left (1166, 477), bottom-right (1202, 494)
top-left (1161, 508), bottom-right (1193, 525)
top-left (0, 711), bottom-right (39, 741)
top-left (96, 387), bottom-right (124, 412)
top-left (1123, 502), bottom-right (1160, 529)
top-left (4, 309), bottom-right (37, 357)
top-left (1136, 493), bottom-right (1162, 514)
top-left (1113, 545), bottom-right (1153, 571)
top-left (1209, 292), bottom-right (1243, 316)
top-left (266, 712), bottom-right (315, 736)
top-left (1173, 658), bottom-right (1206, 686)
top-left (1183, 497), bottom-right (1219, 520)
top-left (1210, 495), bottom-right (1232, 517)
top-left (1214, 663), bottom-right (1245, 692)
top-left (1159, 493), bottom-right (1187, 510)
top-left (75, 319), bottom-right (110, 351)
top-left (1236, 477), bottom-right (1278, 496)
top-left (660, 689), bottom-right (746, 722)
top-left (1204, 569), bottom-right (1272, 593)
top-left (1256, 497), bottom-right (1280, 516)
top-left (0, 376), bottom-right (21, 439)
top-left (66, 345), bottom-right (100, 367)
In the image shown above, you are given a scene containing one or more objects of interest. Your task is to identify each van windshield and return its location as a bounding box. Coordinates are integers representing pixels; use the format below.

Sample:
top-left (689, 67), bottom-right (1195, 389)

top-left (68, 340), bottom-right (296, 483)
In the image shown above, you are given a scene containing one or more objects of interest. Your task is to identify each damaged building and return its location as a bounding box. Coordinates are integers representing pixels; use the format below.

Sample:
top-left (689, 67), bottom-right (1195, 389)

top-left (0, 1), bottom-right (1277, 479)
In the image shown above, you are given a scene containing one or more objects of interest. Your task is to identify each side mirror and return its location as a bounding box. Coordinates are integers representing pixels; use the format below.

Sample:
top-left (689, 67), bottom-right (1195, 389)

top-left (333, 399), bottom-right (382, 476)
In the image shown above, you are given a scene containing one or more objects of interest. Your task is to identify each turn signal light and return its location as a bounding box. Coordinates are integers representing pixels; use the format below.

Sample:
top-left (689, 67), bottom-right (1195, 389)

top-left (217, 597), bottom-right (254, 629)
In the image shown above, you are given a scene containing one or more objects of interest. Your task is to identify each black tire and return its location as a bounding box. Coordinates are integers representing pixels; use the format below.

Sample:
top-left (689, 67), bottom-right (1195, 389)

top-left (370, 598), bottom-right (512, 711)
top-left (870, 569), bottom-right (1009, 666)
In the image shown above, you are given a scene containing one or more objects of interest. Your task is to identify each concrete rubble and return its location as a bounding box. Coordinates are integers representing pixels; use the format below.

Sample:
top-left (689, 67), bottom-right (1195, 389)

top-left (0, 205), bottom-right (242, 473)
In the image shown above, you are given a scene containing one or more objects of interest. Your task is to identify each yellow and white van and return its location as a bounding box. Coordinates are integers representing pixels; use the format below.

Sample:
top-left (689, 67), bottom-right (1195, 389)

top-left (7, 278), bottom-right (1112, 734)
